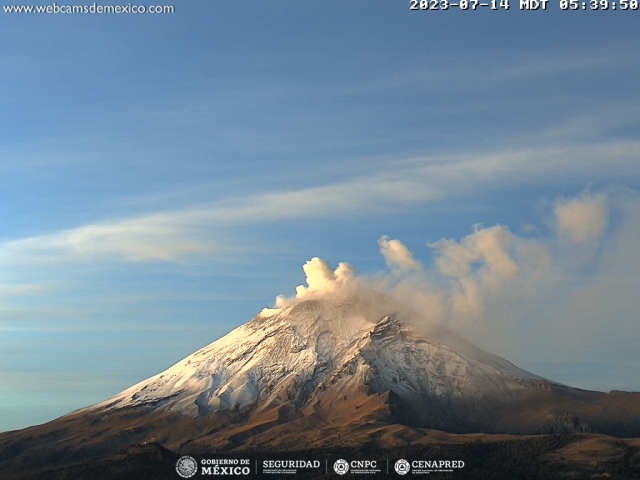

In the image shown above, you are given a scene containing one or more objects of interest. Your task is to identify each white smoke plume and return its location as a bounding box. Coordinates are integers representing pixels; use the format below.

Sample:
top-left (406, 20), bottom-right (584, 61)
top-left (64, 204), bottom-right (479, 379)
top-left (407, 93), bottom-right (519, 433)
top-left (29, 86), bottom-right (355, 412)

top-left (272, 222), bottom-right (557, 331)
top-left (378, 235), bottom-right (422, 271)
top-left (554, 192), bottom-right (608, 243)
top-left (272, 257), bottom-right (358, 309)
top-left (267, 190), bottom-right (639, 380)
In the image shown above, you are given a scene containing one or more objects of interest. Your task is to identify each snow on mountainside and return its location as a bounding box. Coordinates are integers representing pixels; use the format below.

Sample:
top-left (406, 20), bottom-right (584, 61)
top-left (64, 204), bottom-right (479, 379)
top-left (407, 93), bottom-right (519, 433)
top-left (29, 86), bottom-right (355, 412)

top-left (4, 287), bottom-right (640, 480)
top-left (91, 291), bottom-right (547, 420)
top-left (5, 279), bottom-right (640, 480)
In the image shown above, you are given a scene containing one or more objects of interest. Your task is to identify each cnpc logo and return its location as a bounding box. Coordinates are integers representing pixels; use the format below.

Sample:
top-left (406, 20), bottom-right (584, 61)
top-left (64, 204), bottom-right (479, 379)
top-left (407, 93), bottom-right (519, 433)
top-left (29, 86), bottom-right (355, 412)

top-left (333, 459), bottom-right (349, 475)
top-left (333, 459), bottom-right (378, 475)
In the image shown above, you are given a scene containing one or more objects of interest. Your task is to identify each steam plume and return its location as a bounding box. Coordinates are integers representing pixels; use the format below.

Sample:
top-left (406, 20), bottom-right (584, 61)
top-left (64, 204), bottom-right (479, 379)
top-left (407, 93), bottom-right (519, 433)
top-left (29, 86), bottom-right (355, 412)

top-left (268, 190), bottom-right (639, 372)
top-left (554, 192), bottom-right (608, 243)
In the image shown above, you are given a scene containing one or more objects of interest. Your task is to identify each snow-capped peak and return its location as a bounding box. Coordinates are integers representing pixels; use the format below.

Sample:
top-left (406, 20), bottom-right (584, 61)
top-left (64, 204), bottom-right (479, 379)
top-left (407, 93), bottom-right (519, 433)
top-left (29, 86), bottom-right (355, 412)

top-left (90, 291), bottom-right (547, 421)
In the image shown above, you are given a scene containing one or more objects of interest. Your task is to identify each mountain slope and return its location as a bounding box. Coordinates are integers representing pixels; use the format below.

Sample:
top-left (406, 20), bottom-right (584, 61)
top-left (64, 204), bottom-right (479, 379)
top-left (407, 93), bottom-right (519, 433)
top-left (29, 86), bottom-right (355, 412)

top-left (89, 294), bottom-right (548, 428)
top-left (2, 292), bottom-right (640, 476)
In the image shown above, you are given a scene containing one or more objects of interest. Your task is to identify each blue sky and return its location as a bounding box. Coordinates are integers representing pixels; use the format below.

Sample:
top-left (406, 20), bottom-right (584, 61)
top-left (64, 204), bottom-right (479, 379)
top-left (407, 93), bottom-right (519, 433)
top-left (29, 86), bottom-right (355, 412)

top-left (1, 1), bottom-right (640, 432)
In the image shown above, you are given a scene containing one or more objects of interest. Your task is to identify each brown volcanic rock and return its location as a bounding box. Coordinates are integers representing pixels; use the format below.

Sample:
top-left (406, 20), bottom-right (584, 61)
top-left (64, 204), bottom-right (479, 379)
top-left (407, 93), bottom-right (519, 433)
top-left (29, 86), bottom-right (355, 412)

top-left (2, 294), bottom-right (640, 477)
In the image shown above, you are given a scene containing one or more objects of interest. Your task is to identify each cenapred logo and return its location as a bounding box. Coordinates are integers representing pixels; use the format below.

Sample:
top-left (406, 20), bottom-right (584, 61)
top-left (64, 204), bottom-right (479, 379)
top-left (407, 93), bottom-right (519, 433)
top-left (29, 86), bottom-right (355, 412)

top-left (394, 459), bottom-right (410, 475)
top-left (333, 459), bottom-right (349, 475)
top-left (176, 455), bottom-right (198, 478)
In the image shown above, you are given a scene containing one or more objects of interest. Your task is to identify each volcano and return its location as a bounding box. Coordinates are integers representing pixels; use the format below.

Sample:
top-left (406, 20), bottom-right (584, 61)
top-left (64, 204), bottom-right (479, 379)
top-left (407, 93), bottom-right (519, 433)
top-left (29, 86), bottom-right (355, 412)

top-left (89, 292), bottom-right (558, 436)
top-left (2, 291), bottom-right (640, 477)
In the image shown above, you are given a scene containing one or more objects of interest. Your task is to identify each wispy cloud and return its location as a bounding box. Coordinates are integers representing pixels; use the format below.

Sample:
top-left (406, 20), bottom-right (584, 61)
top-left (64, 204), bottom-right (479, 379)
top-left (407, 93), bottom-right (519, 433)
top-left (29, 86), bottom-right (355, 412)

top-left (337, 46), bottom-right (640, 97)
top-left (0, 284), bottom-right (50, 297)
top-left (0, 215), bottom-right (213, 264)
top-left (1, 140), bottom-right (639, 267)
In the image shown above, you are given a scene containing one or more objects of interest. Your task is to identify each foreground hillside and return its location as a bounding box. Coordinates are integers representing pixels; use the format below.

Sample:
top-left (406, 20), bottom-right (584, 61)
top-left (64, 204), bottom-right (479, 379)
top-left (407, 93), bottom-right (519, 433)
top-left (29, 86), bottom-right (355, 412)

top-left (3, 430), bottom-right (640, 480)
